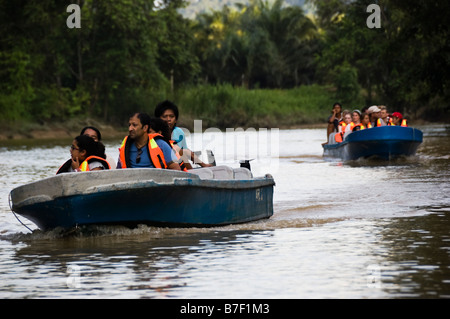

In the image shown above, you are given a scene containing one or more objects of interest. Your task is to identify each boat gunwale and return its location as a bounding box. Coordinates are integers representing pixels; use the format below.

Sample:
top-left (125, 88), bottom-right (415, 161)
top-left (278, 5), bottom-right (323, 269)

top-left (10, 168), bottom-right (275, 209)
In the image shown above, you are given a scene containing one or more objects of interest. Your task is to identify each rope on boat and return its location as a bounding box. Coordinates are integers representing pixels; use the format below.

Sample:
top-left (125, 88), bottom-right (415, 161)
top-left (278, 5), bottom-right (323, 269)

top-left (8, 192), bottom-right (33, 233)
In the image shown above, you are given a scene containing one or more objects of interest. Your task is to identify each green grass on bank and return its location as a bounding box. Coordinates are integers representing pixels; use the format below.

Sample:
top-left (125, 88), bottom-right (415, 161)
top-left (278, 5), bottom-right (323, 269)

top-left (174, 84), bottom-right (336, 129)
top-left (0, 84), bottom-right (338, 139)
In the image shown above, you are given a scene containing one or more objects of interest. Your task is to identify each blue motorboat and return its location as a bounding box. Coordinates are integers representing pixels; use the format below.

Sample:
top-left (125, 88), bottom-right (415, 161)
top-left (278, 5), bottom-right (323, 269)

top-left (9, 167), bottom-right (275, 231)
top-left (323, 126), bottom-right (423, 161)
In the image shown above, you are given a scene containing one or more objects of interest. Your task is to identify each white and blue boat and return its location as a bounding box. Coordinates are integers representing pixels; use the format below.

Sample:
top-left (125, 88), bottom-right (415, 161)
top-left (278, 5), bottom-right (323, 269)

top-left (323, 126), bottom-right (423, 161)
top-left (9, 167), bottom-right (275, 231)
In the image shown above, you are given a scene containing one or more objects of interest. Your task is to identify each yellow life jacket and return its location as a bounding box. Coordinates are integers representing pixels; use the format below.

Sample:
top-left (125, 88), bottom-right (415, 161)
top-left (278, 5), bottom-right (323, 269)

top-left (391, 119), bottom-right (408, 127)
top-left (56, 156), bottom-right (110, 174)
top-left (79, 156), bottom-right (111, 171)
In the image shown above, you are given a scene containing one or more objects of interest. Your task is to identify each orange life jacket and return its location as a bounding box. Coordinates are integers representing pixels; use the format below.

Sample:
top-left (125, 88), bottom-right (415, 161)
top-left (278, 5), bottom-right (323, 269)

top-left (118, 133), bottom-right (168, 169)
top-left (347, 122), bottom-right (356, 132)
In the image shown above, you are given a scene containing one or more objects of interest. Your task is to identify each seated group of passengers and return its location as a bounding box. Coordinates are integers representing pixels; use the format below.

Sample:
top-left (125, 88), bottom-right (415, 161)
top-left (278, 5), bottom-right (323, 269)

top-left (57, 101), bottom-right (213, 174)
top-left (327, 103), bottom-right (408, 144)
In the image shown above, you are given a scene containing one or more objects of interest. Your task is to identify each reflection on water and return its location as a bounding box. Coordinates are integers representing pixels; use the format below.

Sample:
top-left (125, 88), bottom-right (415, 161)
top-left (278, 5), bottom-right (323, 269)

top-left (378, 210), bottom-right (450, 298)
top-left (0, 124), bottom-right (449, 299)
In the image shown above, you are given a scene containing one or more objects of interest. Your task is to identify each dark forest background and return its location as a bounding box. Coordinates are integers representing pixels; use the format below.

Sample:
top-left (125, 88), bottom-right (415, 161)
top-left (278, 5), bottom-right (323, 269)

top-left (1, 0), bottom-right (449, 130)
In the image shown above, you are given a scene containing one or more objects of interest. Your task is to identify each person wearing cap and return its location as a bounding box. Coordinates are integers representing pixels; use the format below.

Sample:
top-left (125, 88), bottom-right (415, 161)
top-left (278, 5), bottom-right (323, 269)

top-left (391, 112), bottom-right (408, 127)
top-left (367, 105), bottom-right (381, 127)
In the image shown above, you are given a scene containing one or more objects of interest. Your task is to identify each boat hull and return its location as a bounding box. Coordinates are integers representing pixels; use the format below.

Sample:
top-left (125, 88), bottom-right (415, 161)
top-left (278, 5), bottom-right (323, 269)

top-left (323, 126), bottom-right (423, 161)
top-left (10, 168), bottom-right (275, 231)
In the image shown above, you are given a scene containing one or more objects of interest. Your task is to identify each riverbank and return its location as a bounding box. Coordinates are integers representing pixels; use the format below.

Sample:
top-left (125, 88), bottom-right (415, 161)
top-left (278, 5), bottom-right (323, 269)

top-left (0, 118), bottom-right (126, 142)
top-left (1, 84), bottom-right (337, 141)
top-left (0, 117), bottom-right (329, 142)
top-left (0, 115), bottom-right (436, 143)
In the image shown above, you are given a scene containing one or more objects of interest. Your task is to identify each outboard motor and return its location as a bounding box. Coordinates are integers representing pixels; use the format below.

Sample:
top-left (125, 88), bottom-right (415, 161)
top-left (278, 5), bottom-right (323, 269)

top-left (206, 150), bottom-right (216, 166)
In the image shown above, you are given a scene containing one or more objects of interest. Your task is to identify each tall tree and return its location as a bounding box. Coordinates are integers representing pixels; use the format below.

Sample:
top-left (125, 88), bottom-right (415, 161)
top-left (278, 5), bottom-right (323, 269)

top-left (192, 0), bottom-right (318, 88)
top-left (310, 0), bottom-right (450, 119)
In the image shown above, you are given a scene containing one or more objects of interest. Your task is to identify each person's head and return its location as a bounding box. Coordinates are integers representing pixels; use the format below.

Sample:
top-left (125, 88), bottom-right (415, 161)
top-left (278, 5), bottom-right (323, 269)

top-left (149, 117), bottom-right (172, 143)
top-left (391, 112), bottom-right (403, 125)
top-left (155, 100), bottom-right (179, 130)
top-left (332, 102), bottom-right (342, 114)
top-left (80, 126), bottom-right (102, 142)
top-left (343, 113), bottom-right (352, 124)
top-left (128, 112), bottom-right (151, 139)
top-left (361, 113), bottom-right (370, 125)
top-left (367, 105), bottom-right (381, 119)
top-left (352, 110), bottom-right (361, 123)
top-left (361, 106), bottom-right (369, 114)
top-left (71, 135), bottom-right (106, 161)
top-left (380, 106), bottom-right (388, 119)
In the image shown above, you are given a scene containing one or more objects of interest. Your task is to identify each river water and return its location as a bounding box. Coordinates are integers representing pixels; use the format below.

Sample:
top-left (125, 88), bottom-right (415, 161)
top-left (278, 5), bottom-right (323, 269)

top-left (0, 124), bottom-right (449, 299)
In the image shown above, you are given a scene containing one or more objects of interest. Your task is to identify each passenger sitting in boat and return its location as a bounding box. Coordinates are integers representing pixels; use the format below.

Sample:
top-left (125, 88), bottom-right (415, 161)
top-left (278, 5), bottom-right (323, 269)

top-left (155, 100), bottom-right (212, 168)
top-left (339, 111), bottom-right (352, 133)
top-left (361, 106), bottom-right (369, 115)
top-left (350, 110), bottom-right (363, 132)
top-left (80, 126), bottom-right (116, 169)
top-left (327, 102), bottom-right (343, 140)
top-left (377, 106), bottom-right (392, 126)
top-left (57, 135), bottom-right (110, 174)
top-left (117, 112), bottom-right (181, 170)
top-left (360, 113), bottom-right (373, 129)
top-left (148, 117), bottom-right (189, 171)
top-left (368, 105), bottom-right (382, 127)
top-left (391, 112), bottom-right (408, 127)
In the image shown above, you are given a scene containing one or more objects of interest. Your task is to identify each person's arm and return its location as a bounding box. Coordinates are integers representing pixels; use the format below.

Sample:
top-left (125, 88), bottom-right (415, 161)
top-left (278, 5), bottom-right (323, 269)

top-left (190, 150), bottom-right (213, 167)
top-left (167, 161), bottom-right (181, 170)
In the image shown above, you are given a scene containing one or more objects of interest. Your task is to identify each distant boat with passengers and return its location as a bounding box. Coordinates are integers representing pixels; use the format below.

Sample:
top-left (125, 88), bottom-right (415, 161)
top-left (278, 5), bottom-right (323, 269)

top-left (322, 126), bottom-right (423, 161)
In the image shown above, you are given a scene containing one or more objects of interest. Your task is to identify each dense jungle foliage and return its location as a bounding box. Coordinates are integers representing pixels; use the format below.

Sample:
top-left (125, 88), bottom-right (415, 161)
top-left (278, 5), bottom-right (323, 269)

top-left (0, 0), bottom-right (448, 130)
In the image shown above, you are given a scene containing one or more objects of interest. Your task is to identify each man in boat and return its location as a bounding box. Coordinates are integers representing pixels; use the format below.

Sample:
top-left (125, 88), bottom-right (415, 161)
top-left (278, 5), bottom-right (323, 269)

top-left (377, 106), bottom-right (392, 126)
top-left (155, 100), bottom-right (212, 168)
top-left (117, 112), bottom-right (181, 170)
top-left (367, 105), bottom-right (382, 127)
